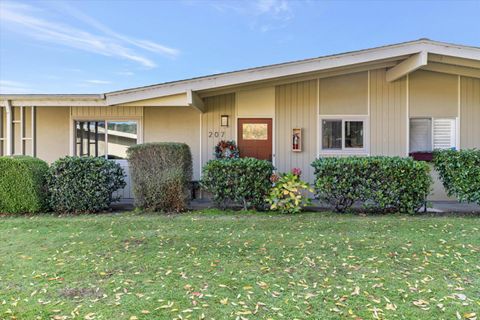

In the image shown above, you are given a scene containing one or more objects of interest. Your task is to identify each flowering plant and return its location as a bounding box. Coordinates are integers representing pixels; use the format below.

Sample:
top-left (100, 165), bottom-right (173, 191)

top-left (214, 140), bottom-right (240, 159)
top-left (267, 168), bottom-right (313, 214)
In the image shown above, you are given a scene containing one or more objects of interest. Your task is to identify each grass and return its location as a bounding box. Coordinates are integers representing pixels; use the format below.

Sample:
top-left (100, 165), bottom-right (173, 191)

top-left (0, 210), bottom-right (479, 320)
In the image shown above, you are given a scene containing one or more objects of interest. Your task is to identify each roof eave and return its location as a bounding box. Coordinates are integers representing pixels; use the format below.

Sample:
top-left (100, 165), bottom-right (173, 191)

top-left (105, 39), bottom-right (480, 105)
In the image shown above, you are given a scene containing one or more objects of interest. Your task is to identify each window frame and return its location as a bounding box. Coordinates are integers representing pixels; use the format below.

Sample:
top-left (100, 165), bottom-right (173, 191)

top-left (71, 117), bottom-right (142, 161)
top-left (409, 116), bottom-right (458, 153)
top-left (318, 115), bottom-right (369, 155)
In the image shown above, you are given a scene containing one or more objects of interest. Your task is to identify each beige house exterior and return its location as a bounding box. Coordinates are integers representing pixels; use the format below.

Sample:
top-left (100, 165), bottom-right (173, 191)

top-left (1, 39), bottom-right (479, 200)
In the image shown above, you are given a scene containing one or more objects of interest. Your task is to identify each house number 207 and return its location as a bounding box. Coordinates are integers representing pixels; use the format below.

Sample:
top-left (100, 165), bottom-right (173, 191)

top-left (208, 131), bottom-right (225, 138)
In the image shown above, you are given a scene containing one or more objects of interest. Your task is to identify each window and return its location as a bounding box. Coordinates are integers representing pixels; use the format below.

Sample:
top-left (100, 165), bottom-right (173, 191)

top-left (345, 121), bottom-right (364, 148)
top-left (409, 118), bottom-right (456, 153)
top-left (75, 120), bottom-right (137, 159)
top-left (322, 120), bottom-right (342, 149)
top-left (321, 118), bottom-right (366, 152)
top-left (242, 123), bottom-right (268, 140)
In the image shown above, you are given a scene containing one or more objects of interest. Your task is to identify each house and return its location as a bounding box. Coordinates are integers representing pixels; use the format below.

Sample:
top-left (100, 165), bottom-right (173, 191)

top-left (1, 39), bottom-right (479, 201)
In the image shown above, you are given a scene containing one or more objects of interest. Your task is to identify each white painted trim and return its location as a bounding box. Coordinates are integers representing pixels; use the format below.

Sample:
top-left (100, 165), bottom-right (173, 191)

top-left (20, 106), bottom-right (24, 155)
top-left (457, 75), bottom-right (461, 149)
top-left (72, 115), bottom-right (143, 121)
top-left (318, 115), bottom-right (370, 156)
top-left (199, 111), bottom-right (202, 178)
top-left (422, 62), bottom-right (480, 79)
top-left (187, 90), bottom-right (205, 112)
top-left (316, 78), bottom-right (320, 158)
top-left (386, 51), bottom-right (428, 82)
top-left (0, 107), bottom-right (4, 156)
top-left (5, 100), bottom-right (12, 156)
top-left (234, 93), bottom-right (238, 144)
top-left (31, 106), bottom-right (36, 156)
top-left (367, 71), bottom-right (371, 117)
top-left (8, 100), bottom-right (107, 107)
top-left (429, 53), bottom-right (480, 69)
top-left (272, 113), bottom-right (276, 166)
top-left (70, 116), bottom-right (143, 158)
top-left (69, 107), bottom-right (75, 156)
top-left (409, 116), bottom-right (458, 151)
top-left (367, 71), bottom-right (371, 155)
top-left (406, 74), bottom-right (410, 156)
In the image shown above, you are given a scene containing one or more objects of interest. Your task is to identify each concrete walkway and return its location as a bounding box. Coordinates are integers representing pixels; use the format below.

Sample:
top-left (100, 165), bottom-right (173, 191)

top-left (113, 199), bottom-right (480, 214)
top-left (424, 201), bottom-right (480, 213)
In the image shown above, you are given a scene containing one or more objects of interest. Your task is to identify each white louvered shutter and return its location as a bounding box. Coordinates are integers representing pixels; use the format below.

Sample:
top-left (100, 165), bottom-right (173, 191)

top-left (409, 118), bottom-right (432, 152)
top-left (433, 118), bottom-right (456, 150)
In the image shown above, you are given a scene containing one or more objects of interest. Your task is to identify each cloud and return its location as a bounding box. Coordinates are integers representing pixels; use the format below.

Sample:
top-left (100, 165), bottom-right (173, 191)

top-left (116, 71), bottom-right (135, 76)
top-left (51, 1), bottom-right (180, 57)
top-left (208, 0), bottom-right (293, 32)
top-left (255, 0), bottom-right (291, 16)
top-left (0, 1), bottom-right (179, 68)
top-left (84, 80), bottom-right (112, 85)
top-left (0, 80), bottom-right (34, 94)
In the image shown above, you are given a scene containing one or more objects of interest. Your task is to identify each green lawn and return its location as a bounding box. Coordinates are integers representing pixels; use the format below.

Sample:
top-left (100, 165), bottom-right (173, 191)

top-left (0, 211), bottom-right (479, 320)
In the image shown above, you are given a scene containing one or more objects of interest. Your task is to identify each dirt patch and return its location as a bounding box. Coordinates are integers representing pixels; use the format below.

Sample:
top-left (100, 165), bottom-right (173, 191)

top-left (58, 287), bottom-right (104, 299)
top-left (122, 238), bottom-right (146, 246)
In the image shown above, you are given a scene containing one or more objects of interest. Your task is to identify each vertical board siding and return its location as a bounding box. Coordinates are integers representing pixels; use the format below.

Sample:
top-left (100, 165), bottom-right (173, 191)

top-left (370, 69), bottom-right (407, 156)
top-left (201, 94), bottom-right (236, 166)
top-left (275, 80), bottom-right (317, 183)
top-left (460, 76), bottom-right (480, 149)
top-left (71, 106), bottom-right (143, 118)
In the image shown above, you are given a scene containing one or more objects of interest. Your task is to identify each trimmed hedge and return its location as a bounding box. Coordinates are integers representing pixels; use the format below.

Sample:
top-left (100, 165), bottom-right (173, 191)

top-left (0, 156), bottom-right (49, 214)
top-left (47, 157), bottom-right (126, 214)
top-left (127, 143), bottom-right (193, 212)
top-left (433, 149), bottom-right (480, 205)
top-left (201, 158), bottom-right (274, 210)
top-left (312, 156), bottom-right (432, 213)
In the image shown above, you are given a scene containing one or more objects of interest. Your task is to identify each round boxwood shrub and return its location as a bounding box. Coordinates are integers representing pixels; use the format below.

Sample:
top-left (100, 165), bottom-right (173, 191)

top-left (433, 149), bottom-right (480, 205)
top-left (47, 156), bottom-right (126, 214)
top-left (127, 143), bottom-right (193, 213)
top-left (201, 158), bottom-right (274, 210)
top-left (312, 156), bottom-right (432, 214)
top-left (0, 156), bottom-right (49, 214)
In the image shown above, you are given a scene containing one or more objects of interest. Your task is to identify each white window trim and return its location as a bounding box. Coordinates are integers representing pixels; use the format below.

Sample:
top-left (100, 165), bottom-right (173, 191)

top-left (71, 117), bottom-right (142, 160)
top-left (318, 115), bottom-right (369, 156)
top-left (409, 116), bottom-right (458, 153)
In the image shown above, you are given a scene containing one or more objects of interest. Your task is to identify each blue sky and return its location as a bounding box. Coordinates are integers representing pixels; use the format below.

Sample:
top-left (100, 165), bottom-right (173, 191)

top-left (0, 0), bottom-right (479, 94)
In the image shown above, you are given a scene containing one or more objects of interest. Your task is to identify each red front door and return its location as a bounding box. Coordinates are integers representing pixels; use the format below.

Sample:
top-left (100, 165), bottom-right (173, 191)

top-left (237, 118), bottom-right (272, 161)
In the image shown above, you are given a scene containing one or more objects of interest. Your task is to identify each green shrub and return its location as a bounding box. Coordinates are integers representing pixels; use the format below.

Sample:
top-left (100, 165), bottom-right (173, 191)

top-left (47, 156), bottom-right (126, 214)
top-left (127, 143), bottom-right (193, 212)
top-left (312, 156), bottom-right (432, 213)
top-left (267, 168), bottom-right (313, 214)
top-left (433, 149), bottom-right (480, 205)
top-left (201, 158), bottom-right (274, 210)
top-left (0, 156), bottom-right (49, 214)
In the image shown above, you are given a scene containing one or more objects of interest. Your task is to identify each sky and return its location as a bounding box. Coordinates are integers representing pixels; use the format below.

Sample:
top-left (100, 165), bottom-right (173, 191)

top-left (0, 0), bottom-right (479, 94)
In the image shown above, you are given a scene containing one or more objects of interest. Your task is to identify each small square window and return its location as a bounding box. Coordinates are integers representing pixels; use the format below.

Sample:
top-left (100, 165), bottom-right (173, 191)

top-left (320, 117), bottom-right (367, 153)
